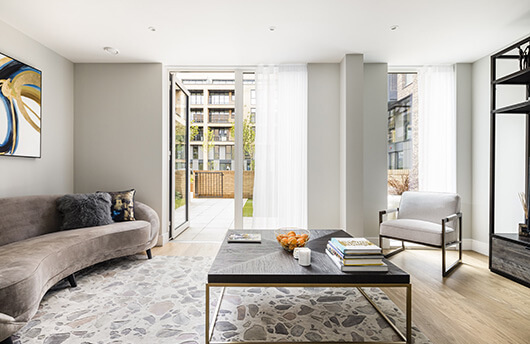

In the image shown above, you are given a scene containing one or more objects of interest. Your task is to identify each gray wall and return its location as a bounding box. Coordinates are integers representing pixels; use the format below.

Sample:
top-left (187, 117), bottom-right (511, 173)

top-left (307, 63), bottom-right (341, 229)
top-left (363, 63), bottom-right (388, 239)
top-left (74, 63), bottom-right (167, 244)
top-left (455, 63), bottom-right (473, 243)
top-left (307, 60), bottom-right (387, 240)
top-left (0, 19), bottom-right (74, 197)
top-left (340, 54), bottom-right (364, 236)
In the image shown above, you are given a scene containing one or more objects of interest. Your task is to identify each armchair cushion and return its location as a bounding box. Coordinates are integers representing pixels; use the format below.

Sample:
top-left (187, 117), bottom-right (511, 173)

top-left (398, 191), bottom-right (460, 228)
top-left (380, 219), bottom-right (456, 246)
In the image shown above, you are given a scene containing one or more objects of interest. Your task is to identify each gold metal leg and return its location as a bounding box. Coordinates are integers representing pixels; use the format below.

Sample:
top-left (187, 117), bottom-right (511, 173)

top-left (407, 284), bottom-right (412, 343)
top-left (205, 283), bottom-right (209, 344)
top-left (206, 283), bottom-right (412, 344)
top-left (207, 286), bottom-right (226, 344)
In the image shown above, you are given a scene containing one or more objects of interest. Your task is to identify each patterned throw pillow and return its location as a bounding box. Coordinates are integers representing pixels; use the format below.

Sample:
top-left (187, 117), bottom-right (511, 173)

top-left (56, 193), bottom-right (114, 230)
top-left (106, 189), bottom-right (136, 222)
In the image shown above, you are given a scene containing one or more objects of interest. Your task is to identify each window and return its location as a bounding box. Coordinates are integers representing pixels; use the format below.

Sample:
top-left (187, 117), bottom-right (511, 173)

top-left (387, 73), bottom-right (417, 201)
top-left (220, 162), bottom-right (232, 170)
top-left (212, 79), bottom-right (235, 84)
top-left (225, 145), bottom-right (233, 160)
top-left (250, 108), bottom-right (256, 123)
top-left (209, 91), bottom-right (231, 105)
top-left (212, 128), bottom-right (230, 141)
top-left (209, 109), bottom-right (232, 123)
top-left (182, 79), bottom-right (207, 85)
top-left (191, 109), bottom-right (203, 123)
top-left (190, 91), bottom-right (203, 105)
top-left (213, 146), bottom-right (220, 159)
top-left (192, 127), bottom-right (204, 141)
top-left (192, 146), bottom-right (199, 159)
top-left (250, 89), bottom-right (256, 105)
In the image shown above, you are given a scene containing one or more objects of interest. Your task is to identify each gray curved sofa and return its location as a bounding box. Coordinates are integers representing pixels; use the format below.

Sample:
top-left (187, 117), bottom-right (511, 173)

top-left (0, 195), bottom-right (160, 343)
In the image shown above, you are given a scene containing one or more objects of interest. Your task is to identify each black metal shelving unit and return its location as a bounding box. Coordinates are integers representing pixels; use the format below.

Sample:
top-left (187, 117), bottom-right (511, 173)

top-left (489, 35), bottom-right (530, 288)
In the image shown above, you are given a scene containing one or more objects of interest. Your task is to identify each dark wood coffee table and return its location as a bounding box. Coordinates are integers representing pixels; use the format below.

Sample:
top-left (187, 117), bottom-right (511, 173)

top-left (207, 229), bottom-right (412, 344)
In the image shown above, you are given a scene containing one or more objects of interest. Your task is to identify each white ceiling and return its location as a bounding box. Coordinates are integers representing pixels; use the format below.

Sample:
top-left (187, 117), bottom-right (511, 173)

top-left (0, 0), bottom-right (529, 65)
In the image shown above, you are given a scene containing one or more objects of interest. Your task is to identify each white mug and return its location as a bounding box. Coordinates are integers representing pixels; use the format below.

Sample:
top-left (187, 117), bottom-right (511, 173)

top-left (298, 248), bottom-right (311, 266)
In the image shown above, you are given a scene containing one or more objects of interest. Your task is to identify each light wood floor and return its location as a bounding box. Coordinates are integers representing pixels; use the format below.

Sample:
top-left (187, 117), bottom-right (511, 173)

top-left (152, 244), bottom-right (530, 344)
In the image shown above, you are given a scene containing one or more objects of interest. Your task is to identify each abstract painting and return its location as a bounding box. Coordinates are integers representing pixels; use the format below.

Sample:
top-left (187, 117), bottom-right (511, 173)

top-left (0, 52), bottom-right (41, 158)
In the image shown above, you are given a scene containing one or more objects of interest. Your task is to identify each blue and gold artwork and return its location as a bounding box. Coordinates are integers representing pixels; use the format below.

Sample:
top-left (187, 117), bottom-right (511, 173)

top-left (0, 53), bottom-right (41, 157)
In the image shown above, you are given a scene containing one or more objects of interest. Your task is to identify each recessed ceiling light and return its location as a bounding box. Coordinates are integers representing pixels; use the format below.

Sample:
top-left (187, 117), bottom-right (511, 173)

top-left (103, 47), bottom-right (119, 55)
top-left (390, 25), bottom-right (399, 31)
top-left (269, 26), bottom-right (276, 32)
top-left (148, 26), bottom-right (156, 32)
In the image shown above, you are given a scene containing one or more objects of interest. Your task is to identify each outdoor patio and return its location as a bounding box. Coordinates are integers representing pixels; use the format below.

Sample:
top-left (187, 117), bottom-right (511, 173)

top-left (173, 198), bottom-right (253, 242)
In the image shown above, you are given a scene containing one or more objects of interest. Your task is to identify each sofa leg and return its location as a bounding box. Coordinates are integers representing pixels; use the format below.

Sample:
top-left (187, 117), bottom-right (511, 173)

top-left (146, 249), bottom-right (153, 259)
top-left (1, 336), bottom-right (13, 344)
top-left (67, 274), bottom-right (77, 288)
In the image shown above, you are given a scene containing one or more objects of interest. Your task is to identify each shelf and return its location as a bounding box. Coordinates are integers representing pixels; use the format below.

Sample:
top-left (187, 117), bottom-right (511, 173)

top-left (493, 99), bottom-right (530, 114)
top-left (493, 67), bottom-right (530, 85)
top-left (493, 233), bottom-right (530, 245)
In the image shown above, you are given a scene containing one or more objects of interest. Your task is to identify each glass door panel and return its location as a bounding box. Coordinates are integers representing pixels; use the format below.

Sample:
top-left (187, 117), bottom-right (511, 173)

top-left (170, 74), bottom-right (190, 238)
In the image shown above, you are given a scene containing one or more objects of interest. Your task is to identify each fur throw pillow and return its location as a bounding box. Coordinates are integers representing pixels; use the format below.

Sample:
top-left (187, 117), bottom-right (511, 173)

top-left (56, 193), bottom-right (114, 230)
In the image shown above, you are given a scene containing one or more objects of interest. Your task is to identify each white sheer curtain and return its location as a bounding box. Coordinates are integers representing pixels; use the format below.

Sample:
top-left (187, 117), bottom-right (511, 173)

top-left (252, 65), bottom-right (307, 229)
top-left (418, 65), bottom-right (456, 192)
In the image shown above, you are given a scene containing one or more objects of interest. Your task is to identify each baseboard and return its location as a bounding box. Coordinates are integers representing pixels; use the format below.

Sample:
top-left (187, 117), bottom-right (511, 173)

top-left (471, 239), bottom-right (489, 256)
top-left (156, 232), bottom-right (170, 247)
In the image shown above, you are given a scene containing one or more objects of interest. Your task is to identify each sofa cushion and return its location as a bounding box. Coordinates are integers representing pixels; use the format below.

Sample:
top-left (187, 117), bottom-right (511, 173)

top-left (398, 191), bottom-right (460, 228)
top-left (56, 193), bottom-right (113, 230)
top-left (380, 219), bottom-right (456, 246)
top-left (0, 220), bottom-right (151, 323)
top-left (0, 195), bottom-right (62, 246)
top-left (106, 189), bottom-right (136, 222)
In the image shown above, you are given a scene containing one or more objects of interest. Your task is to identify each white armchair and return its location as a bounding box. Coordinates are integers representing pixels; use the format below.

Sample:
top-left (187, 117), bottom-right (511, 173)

top-left (379, 191), bottom-right (463, 277)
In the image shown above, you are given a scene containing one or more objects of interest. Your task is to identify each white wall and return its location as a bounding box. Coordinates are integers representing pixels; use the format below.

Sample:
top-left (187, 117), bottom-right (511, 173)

top-left (471, 47), bottom-right (527, 255)
top-left (74, 63), bottom-right (167, 245)
top-left (455, 63), bottom-right (473, 243)
top-left (363, 63), bottom-right (388, 239)
top-left (307, 63), bottom-right (341, 229)
top-left (340, 54), bottom-right (364, 236)
top-left (0, 19), bottom-right (74, 197)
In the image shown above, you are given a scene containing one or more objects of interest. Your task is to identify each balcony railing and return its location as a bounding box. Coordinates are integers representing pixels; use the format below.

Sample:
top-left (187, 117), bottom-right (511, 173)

top-left (209, 114), bottom-right (233, 123)
top-left (213, 135), bottom-right (233, 142)
top-left (192, 114), bottom-right (204, 123)
top-left (192, 135), bottom-right (204, 141)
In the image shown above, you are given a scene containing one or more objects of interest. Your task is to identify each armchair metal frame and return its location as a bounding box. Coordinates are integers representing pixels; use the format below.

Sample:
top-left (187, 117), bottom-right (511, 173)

top-left (379, 208), bottom-right (463, 277)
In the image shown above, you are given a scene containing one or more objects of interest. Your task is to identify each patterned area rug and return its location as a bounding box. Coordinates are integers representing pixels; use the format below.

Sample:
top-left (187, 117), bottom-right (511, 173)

top-left (12, 255), bottom-right (431, 343)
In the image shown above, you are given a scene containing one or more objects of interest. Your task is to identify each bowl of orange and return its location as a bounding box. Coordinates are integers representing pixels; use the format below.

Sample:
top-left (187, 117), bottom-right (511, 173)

top-left (274, 228), bottom-right (310, 252)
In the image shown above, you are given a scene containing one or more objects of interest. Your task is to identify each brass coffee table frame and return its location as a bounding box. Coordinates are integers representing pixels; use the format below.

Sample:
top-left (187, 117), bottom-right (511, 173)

top-left (205, 282), bottom-right (412, 344)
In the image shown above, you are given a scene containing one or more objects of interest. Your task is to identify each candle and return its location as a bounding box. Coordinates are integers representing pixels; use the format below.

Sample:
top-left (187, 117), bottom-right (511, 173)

top-left (293, 247), bottom-right (302, 259)
top-left (298, 248), bottom-right (311, 266)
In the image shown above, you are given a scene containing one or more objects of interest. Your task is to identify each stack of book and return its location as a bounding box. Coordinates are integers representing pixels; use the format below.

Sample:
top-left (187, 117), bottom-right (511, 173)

top-left (326, 237), bottom-right (388, 272)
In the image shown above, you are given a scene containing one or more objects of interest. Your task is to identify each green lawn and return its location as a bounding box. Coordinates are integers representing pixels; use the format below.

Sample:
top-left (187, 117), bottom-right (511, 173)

top-left (175, 197), bottom-right (186, 209)
top-left (243, 199), bottom-right (253, 217)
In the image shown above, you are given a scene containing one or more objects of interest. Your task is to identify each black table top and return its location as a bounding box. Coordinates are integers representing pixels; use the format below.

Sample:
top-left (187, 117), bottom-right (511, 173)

top-left (208, 229), bottom-right (410, 284)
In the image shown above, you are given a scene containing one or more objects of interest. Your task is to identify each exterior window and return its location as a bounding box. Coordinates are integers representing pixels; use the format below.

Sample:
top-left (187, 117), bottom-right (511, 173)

top-left (250, 89), bottom-right (256, 105)
top-left (190, 91), bottom-right (203, 105)
top-left (213, 146), bottom-right (220, 159)
top-left (192, 127), bottom-right (204, 141)
top-left (209, 109), bottom-right (232, 123)
top-left (183, 79), bottom-right (207, 85)
top-left (250, 108), bottom-right (256, 123)
top-left (192, 146), bottom-right (199, 159)
top-left (212, 79), bottom-right (235, 84)
top-left (225, 146), bottom-right (233, 160)
top-left (209, 91), bottom-right (231, 105)
top-left (212, 128), bottom-right (230, 141)
top-left (191, 109), bottom-right (203, 123)
top-left (220, 162), bottom-right (232, 170)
